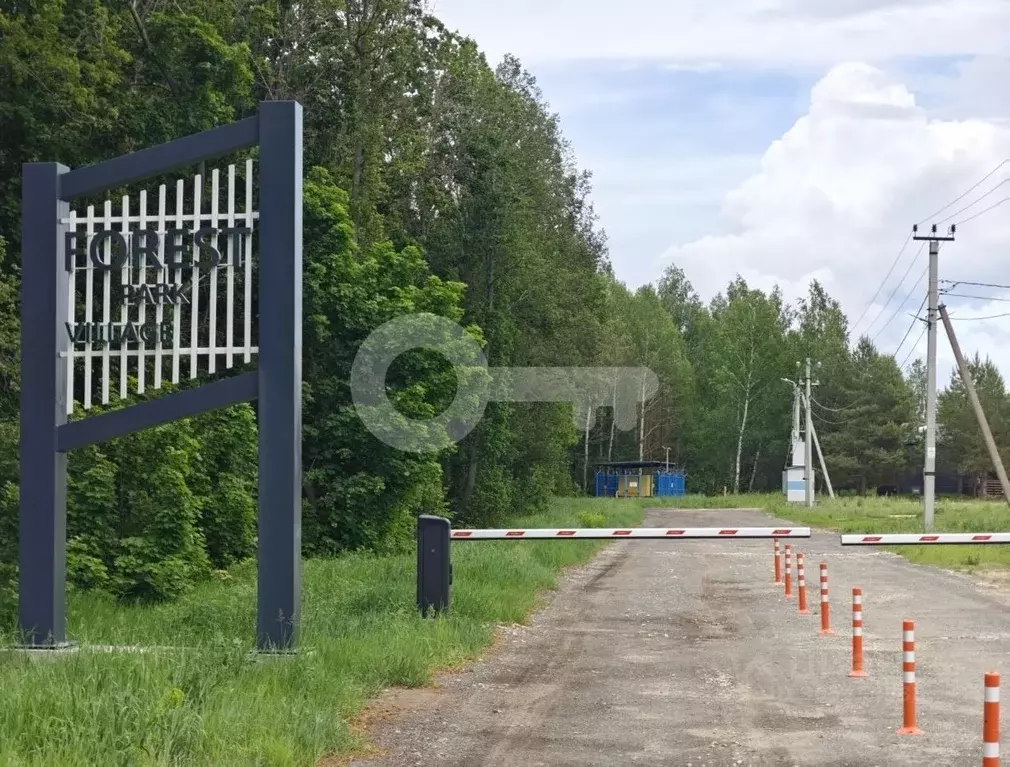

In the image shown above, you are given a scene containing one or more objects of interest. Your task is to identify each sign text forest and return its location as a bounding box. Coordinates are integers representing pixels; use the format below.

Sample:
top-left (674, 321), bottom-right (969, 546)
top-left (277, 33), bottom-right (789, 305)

top-left (63, 224), bottom-right (252, 348)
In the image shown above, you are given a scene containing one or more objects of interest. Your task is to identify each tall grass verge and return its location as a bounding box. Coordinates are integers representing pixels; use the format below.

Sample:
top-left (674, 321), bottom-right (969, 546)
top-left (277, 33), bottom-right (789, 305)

top-left (0, 498), bottom-right (642, 766)
top-left (644, 492), bottom-right (1010, 571)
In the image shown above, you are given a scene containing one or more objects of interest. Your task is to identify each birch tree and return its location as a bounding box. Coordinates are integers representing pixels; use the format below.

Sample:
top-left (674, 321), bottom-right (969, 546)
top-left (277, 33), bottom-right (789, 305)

top-left (708, 278), bottom-right (790, 493)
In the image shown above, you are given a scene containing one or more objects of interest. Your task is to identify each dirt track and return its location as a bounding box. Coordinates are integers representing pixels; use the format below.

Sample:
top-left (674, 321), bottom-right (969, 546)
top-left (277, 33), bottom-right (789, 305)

top-left (349, 507), bottom-right (1010, 766)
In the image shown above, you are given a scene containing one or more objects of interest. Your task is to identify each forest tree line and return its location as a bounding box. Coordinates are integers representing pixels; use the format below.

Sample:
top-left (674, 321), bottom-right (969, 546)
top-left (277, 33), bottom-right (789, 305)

top-left (0, 0), bottom-right (1004, 611)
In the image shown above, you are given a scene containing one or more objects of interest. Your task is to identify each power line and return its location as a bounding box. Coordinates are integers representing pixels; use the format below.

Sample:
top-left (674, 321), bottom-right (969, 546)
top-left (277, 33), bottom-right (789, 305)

top-left (899, 324), bottom-right (927, 368)
top-left (917, 158), bottom-right (1009, 225)
top-left (810, 393), bottom-right (866, 413)
top-left (892, 293), bottom-right (928, 361)
top-left (940, 291), bottom-right (1010, 303)
top-left (866, 242), bottom-right (926, 340)
top-left (811, 409), bottom-right (848, 427)
top-left (850, 232), bottom-right (912, 335)
top-left (940, 279), bottom-right (1010, 291)
top-left (856, 160), bottom-right (1006, 346)
top-left (955, 196), bottom-right (1010, 228)
top-left (871, 259), bottom-right (928, 343)
top-left (946, 311), bottom-right (1010, 322)
top-left (933, 178), bottom-right (1009, 225)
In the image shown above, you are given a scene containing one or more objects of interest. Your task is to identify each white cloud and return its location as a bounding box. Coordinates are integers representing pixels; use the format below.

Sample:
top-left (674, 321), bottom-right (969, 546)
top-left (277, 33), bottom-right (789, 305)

top-left (430, 0), bottom-right (1008, 68)
top-left (913, 55), bottom-right (1010, 124)
top-left (427, 1), bottom-right (1010, 385)
top-left (659, 61), bottom-right (1010, 384)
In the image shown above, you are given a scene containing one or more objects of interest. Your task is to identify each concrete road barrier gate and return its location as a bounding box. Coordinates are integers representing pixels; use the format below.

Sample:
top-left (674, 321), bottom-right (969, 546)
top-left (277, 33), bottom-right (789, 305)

top-left (416, 515), bottom-right (811, 616)
top-left (19, 101), bottom-right (303, 652)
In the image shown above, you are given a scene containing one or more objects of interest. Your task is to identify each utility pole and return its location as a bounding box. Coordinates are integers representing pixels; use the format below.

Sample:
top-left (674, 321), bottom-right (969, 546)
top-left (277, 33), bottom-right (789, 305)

top-left (804, 392), bottom-right (836, 499)
top-left (938, 303), bottom-right (1010, 505)
top-left (913, 223), bottom-right (954, 531)
top-left (780, 374), bottom-right (805, 503)
top-left (791, 381), bottom-right (801, 446)
top-left (805, 357), bottom-right (814, 507)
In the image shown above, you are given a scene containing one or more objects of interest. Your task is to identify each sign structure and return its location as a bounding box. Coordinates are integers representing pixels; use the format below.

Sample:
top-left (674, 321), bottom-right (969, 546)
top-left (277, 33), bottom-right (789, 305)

top-left (61, 161), bottom-right (258, 410)
top-left (20, 101), bottom-right (303, 652)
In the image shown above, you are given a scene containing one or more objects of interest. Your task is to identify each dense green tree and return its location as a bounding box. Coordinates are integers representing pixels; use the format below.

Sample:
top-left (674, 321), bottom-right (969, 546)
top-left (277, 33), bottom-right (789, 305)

top-left (3, 0), bottom-right (1006, 616)
top-left (937, 354), bottom-right (1010, 493)
top-left (814, 339), bottom-right (917, 494)
top-left (0, 237), bottom-right (17, 421)
top-left (300, 167), bottom-right (475, 552)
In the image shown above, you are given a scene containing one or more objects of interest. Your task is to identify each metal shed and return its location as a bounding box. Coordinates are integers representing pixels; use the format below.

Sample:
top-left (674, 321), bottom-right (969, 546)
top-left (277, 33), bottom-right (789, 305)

top-left (594, 460), bottom-right (686, 498)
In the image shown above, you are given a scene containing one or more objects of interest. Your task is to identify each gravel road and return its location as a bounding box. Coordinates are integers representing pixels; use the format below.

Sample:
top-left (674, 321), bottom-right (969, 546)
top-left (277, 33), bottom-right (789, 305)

top-left (347, 507), bottom-right (1010, 766)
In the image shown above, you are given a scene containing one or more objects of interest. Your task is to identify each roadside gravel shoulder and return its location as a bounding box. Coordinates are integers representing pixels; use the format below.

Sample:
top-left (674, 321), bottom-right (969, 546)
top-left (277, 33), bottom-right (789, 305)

top-left (344, 508), bottom-right (1010, 766)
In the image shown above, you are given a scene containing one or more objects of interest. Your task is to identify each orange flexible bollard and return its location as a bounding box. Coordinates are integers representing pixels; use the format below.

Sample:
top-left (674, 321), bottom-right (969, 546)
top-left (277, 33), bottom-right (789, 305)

top-left (984, 672), bottom-right (1000, 767)
top-left (897, 619), bottom-right (923, 735)
top-left (818, 563), bottom-right (835, 635)
top-left (774, 538), bottom-right (782, 584)
top-left (796, 553), bottom-right (810, 615)
top-left (848, 587), bottom-right (868, 678)
top-left (784, 544), bottom-right (793, 598)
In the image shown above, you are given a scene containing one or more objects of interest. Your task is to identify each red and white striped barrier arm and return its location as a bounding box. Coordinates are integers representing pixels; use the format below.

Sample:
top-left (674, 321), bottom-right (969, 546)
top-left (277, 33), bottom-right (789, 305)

top-left (450, 527), bottom-right (811, 540)
top-left (842, 533), bottom-right (1010, 545)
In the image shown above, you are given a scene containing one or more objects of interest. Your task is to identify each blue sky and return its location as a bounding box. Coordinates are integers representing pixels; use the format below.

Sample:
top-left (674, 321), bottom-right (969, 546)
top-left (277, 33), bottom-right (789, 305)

top-left (430, 0), bottom-right (1010, 381)
top-left (528, 63), bottom-right (818, 288)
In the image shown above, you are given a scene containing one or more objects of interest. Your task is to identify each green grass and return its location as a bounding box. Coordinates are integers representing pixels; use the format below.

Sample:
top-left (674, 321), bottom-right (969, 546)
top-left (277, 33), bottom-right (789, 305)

top-left (7, 492), bottom-right (1009, 764)
top-left (642, 492), bottom-right (1010, 571)
top-left (0, 499), bottom-right (642, 767)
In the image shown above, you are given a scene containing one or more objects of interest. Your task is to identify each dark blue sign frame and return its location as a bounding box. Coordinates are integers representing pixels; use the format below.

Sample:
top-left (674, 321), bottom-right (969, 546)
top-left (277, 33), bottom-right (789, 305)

top-left (19, 101), bottom-right (303, 652)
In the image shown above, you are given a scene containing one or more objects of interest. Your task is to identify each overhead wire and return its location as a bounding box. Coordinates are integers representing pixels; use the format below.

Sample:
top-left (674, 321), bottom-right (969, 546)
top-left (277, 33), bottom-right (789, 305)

top-left (945, 311), bottom-right (1010, 322)
top-left (954, 196), bottom-right (1010, 228)
top-left (855, 160), bottom-right (1007, 362)
top-left (810, 393), bottom-right (867, 413)
top-left (916, 158), bottom-right (1009, 225)
top-left (898, 325), bottom-right (927, 369)
top-left (811, 409), bottom-right (848, 427)
top-left (850, 231), bottom-right (912, 335)
top-left (870, 257), bottom-right (928, 343)
top-left (940, 291), bottom-right (1010, 303)
top-left (940, 279), bottom-right (1010, 291)
top-left (892, 293), bottom-right (928, 362)
top-left (932, 178), bottom-right (1009, 226)
top-left (855, 167), bottom-right (995, 340)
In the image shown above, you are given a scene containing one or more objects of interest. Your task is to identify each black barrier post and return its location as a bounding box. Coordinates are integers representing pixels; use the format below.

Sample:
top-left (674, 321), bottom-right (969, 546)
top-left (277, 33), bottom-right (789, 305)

top-left (256, 100), bottom-right (303, 652)
top-left (19, 163), bottom-right (71, 647)
top-left (417, 515), bottom-right (451, 617)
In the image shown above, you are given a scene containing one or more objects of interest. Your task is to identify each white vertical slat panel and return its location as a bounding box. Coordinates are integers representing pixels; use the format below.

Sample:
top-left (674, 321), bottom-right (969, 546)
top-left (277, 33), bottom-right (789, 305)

top-left (101, 200), bottom-right (112, 405)
top-left (189, 173), bottom-right (202, 379)
top-left (225, 164), bottom-right (236, 368)
top-left (83, 205), bottom-right (95, 410)
top-left (171, 178), bottom-right (184, 384)
top-left (208, 169), bottom-right (220, 374)
top-left (154, 184), bottom-right (167, 390)
top-left (243, 158), bottom-right (253, 363)
top-left (119, 195), bottom-right (130, 401)
top-left (66, 210), bottom-right (77, 415)
top-left (137, 190), bottom-right (148, 394)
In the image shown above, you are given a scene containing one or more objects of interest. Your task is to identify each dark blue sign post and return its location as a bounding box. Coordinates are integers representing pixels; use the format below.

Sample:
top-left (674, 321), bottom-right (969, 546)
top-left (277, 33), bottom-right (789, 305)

top-left (19, 101), bottom-right (303, 652)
